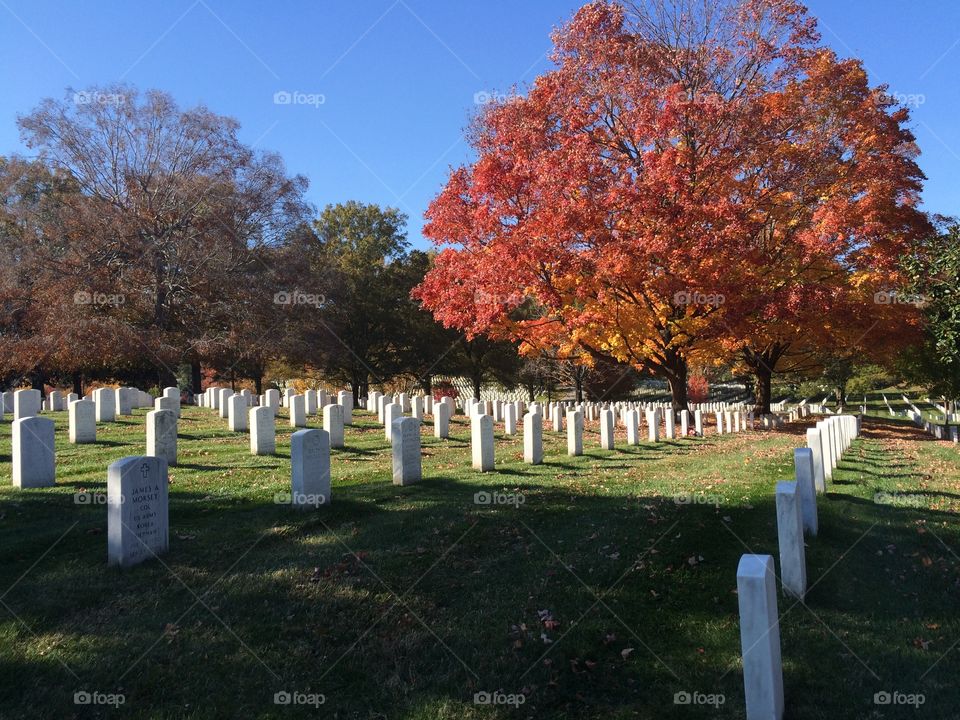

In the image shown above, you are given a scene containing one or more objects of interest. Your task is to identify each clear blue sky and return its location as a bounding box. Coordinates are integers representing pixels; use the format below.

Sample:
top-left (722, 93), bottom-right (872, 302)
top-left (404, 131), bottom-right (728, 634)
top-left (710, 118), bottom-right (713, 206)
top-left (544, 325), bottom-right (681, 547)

top-left (0, 0), bottom-right (956, 248)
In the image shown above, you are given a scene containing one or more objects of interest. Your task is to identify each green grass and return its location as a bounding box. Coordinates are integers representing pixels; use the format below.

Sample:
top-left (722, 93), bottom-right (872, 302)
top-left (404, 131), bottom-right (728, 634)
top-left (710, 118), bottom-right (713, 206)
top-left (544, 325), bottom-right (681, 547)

top-left (1, 405), bottom-right (959, 718)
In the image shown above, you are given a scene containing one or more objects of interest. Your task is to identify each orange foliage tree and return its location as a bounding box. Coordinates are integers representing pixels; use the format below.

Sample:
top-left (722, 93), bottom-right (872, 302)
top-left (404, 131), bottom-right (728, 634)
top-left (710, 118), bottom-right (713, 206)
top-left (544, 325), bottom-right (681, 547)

top-left (413, 0), bottom-right (929, 412)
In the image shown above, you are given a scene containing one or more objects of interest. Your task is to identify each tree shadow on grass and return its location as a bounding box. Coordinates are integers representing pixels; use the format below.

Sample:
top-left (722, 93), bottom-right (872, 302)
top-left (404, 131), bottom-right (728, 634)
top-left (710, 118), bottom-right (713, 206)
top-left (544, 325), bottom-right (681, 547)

top-left (1, 450), bottom-right (959, 719)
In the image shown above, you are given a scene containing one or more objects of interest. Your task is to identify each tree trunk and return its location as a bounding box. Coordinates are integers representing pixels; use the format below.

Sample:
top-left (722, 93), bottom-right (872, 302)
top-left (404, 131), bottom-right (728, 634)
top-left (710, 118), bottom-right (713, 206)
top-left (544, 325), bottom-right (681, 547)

top-left (72, 371), bottom-right (83, 397)
top-left (31, 369), bottom-right (45, 394)
top-left (662, 350), bottom-right (689, 413)
top-left (742, 342), bottom-right (788, 416)
top-left (574, 372), bottom-right (584, 403)
top-left (753, 365), bottom-right (772, 416)
top-left (254, 373), bottom-right (263, 396)
top-left (191, 360), bottom-right (202, 395)
top-left (472, 374), bottom-right (482, 402)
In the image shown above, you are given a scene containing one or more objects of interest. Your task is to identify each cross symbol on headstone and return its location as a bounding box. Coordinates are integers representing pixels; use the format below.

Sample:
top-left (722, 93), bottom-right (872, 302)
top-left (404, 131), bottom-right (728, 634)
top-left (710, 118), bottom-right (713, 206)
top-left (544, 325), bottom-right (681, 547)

top-left (139, 463), bottom-right (150, 479)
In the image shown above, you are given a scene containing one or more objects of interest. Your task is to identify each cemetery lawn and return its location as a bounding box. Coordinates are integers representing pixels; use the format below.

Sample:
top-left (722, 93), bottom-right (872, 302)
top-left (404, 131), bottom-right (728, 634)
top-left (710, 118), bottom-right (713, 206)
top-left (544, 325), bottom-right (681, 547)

top-left (2, 408), bottom-right (960, 719)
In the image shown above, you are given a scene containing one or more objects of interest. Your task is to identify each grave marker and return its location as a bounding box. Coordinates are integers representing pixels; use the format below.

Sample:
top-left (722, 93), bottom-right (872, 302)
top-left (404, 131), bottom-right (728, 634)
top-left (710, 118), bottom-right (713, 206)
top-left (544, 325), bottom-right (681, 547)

top-left (12, 416), bottom-right (55, 487)
top-left (107, 456), bottom-right (169, 567)
top-left (290, 429), bottom-right (330, 508)
top-left (392, 417), bottom-right (422, 485)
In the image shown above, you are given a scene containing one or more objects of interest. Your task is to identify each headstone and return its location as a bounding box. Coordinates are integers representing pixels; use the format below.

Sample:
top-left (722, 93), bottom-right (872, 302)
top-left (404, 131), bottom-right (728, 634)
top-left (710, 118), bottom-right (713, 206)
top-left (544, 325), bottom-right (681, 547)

top-left (14, 389), bottom-right (42, 421)
top-left (384, 402), bottom-right (401, 440)
top-left (146, 409), bottom-right (177, 466)
top-left (283, 388), bottom-right (296, 407)
top-left (664, 410), bottom-right (675, 440)
top-left (411, 395), bottom-right (423, 421)
top-left (434, 400), bottom-right (451, 439)
top-left (646, 409), bottom-right (659, 442)
top-left (12, 416), bottom-right (55, 487)
top-left (504, 402), bottom-right (518, 435)
top-left (94, 387), bottom-right (116, 422)
top-left (600, 408), bottom-right (615, 450)
top-left (523, 411), bottom-right (543, 464)
top-left (793, 448), bottom-right (818, 535)
top-left (471, 414), bottom-right (495, 471)
top-left (694, 409), bottom-right (703, 436)
top-left (290, 429), bottom-right (330, 508)
top-left (775, 481), bottom-right (806, 599)
top-left (816, 421), bottom-right (834, 481)
top-left (680, 409), bottom-right (689, 437)
top-left (218, 388), bottom-right (233, 419)
top-left (567, 410), bottom-right (583, 456)
top-left (48, 390), bottom-right (64, 412)
top-left (737, 554), bottom-right (784, 720)
top-left (392, 417), bottom-right (422, 486)
top-left (377, 394), bottom-right (387, 424)
top-left (626, 409), bottom-right (640, 445)
top-left (107, 456), bottom-right (169, 567)
top-left (265, 389), bottom-right (280, 415)
top-left (304, 389), bottom-right (318, 415)
top-left (323, 403), bottom-right (345, 449)
top-left (289, 394), bottom-right (306, 427)
top-left (338, 390), bottom-right (353, 425)
top-left (69, 398), bottom-right (96, 444)
top-left (155, 396), bottom-right (177, 414)
top-left (115, 387), bottom-right (133, 416)
top-left (250, 406), bottom-right (276, 455)
top-left (228, 394), bottom-right (248, 431)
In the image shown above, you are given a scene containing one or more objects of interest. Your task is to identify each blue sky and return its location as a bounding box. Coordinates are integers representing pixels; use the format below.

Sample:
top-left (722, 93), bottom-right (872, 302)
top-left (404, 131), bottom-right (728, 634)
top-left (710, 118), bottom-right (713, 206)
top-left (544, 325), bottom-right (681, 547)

top-left (0, 0), bottom-right (956, 248)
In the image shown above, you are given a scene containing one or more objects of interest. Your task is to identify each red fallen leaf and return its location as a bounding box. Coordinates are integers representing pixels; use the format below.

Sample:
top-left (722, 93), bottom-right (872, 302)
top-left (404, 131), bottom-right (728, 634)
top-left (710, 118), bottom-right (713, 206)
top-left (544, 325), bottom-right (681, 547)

top-left (543, 619), bottom-right (561, 631)
top-left (584, 660), bottom-right (598, 670)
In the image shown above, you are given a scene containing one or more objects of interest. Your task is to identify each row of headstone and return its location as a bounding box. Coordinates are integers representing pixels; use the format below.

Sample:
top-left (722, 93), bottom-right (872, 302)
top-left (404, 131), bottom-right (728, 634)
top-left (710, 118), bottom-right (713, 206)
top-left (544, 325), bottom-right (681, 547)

top-left (900, 394), bottom-right (960, 442)
top-left (736, 413), bottom-right (862, 719)
top-left (11, 387), bottom-right (175, 489)
top-left (200, 385), bottom-right (354, 455)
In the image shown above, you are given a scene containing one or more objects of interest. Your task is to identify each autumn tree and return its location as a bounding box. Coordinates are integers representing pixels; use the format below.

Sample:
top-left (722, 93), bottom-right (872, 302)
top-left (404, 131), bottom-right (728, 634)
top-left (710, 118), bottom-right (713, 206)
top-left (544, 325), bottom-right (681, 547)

top-left (414, 0), bottom-right (928, 412)
top-left (14, 85), bottom-right (309, 392)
